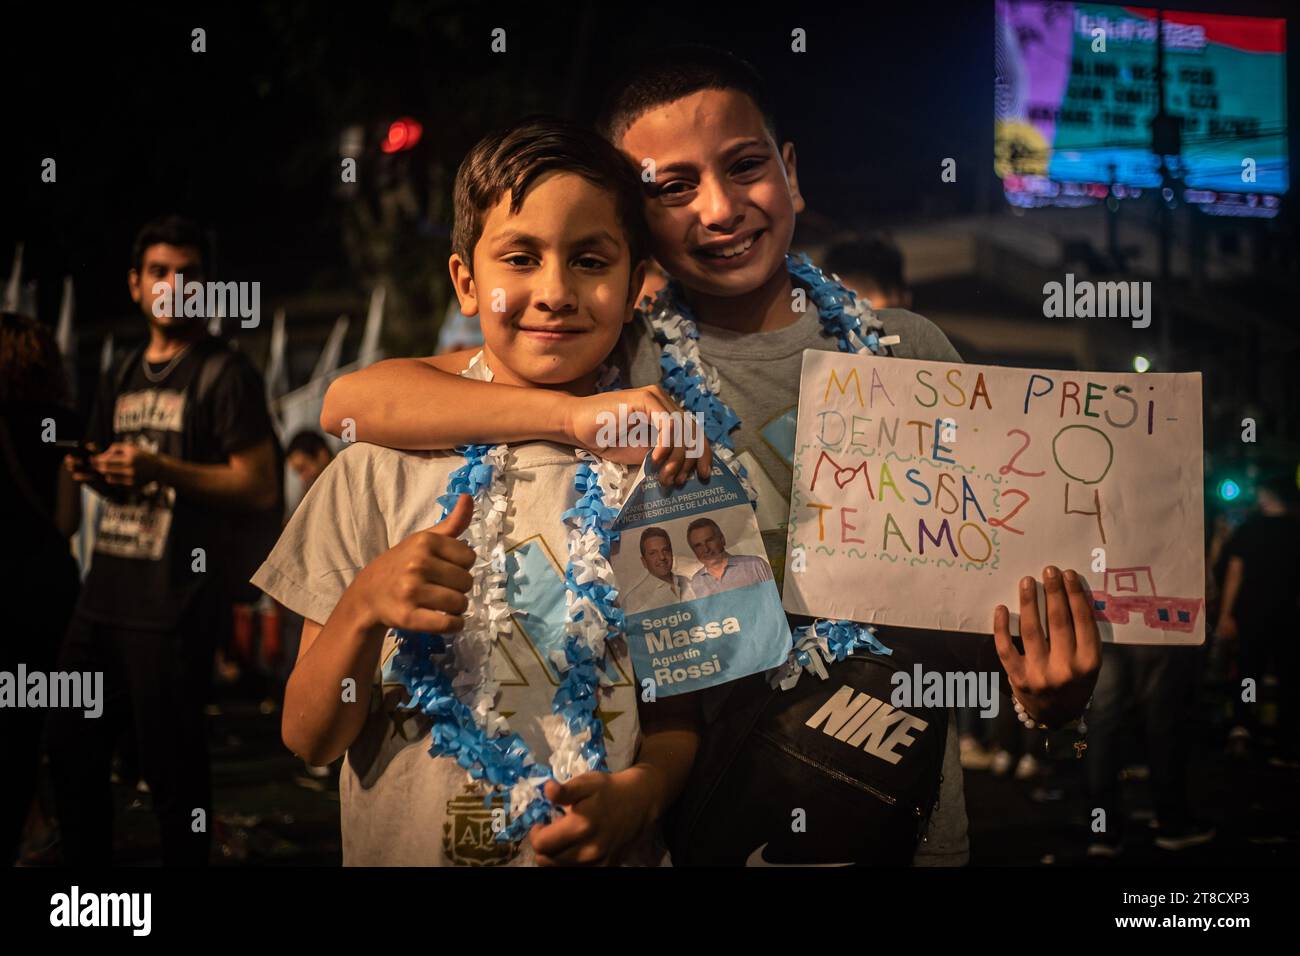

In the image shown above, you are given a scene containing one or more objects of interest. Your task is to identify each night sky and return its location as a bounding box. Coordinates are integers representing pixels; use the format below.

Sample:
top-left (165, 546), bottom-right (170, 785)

top-left (3, 1), bottom-right (1296, 360)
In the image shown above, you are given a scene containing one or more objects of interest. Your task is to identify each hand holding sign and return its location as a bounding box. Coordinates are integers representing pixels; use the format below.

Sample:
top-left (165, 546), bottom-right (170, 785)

top-left (993, 566), bottom-right (1101, 726)
top-left (783, 353), bottom-right (1205, 646)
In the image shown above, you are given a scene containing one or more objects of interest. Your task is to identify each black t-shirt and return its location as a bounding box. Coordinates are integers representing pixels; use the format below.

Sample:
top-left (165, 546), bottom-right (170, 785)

top-left (1225, 513), bottom-right (1300, 624)
top-left (76, 335), bottom-right (275, 629)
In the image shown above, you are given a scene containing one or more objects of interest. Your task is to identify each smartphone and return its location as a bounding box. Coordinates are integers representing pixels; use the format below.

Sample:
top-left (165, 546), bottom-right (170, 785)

top-left (54, 439), bottom-right (95, 470)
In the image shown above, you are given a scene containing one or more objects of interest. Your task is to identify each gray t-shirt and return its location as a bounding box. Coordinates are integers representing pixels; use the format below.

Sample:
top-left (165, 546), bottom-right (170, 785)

top-left (619, 304), bottom-right (970, 866)
top-left (252, 434), bottom-right (647, 866)
top-left (623, 306), bottom-right (961, 572)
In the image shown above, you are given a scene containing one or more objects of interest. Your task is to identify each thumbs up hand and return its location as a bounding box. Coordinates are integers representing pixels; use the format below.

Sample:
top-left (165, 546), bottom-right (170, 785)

top-left (342, 493), bottom-right (478, 634)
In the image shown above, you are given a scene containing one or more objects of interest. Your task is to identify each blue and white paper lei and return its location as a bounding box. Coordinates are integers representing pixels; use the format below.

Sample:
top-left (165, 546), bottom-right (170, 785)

top-left (643, 253), bottom-right (893, 690)
top-left (389, 359), bottom-right (627, 843)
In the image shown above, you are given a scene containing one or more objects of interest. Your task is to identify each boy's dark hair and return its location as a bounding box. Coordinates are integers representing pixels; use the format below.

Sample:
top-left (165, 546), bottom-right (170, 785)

top-left (596, 44), bottom-right (778, 145)
top-left (131, 215), bottom-right (208, 273)
top-left (286, 429), bottom-right (332, 460)
top-left (451, 115), bottom-right (648, 270)
top-left (823, 238), bottom-right (908, 296)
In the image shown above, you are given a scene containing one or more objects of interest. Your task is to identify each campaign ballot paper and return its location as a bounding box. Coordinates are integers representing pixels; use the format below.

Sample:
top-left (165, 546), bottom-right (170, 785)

top-left (612, 455), bottom-right (792, 697)
top-left (782, 351), bottom-right (1206, 646)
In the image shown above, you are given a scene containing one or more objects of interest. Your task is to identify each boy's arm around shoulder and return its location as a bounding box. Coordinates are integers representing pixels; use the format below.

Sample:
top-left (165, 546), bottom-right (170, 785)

top-left (318, 346), bottom-right (712, 483)
top-left (319, 348), bottom-right (574, 450)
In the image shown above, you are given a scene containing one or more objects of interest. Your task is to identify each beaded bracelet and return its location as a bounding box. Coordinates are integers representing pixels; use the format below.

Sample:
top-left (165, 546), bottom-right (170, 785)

top-left (1013, 695), bottom-right (1043, 729)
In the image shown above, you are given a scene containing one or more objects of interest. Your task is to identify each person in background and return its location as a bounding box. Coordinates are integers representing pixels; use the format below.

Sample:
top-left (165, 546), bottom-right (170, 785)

top-left (0, 312), bottom-right (82, 864)
top-left (1217, 476), bottom-right (1300, 768)
top-left (49, 215), bottom-right (280, 866)
top-left (1085, 645), bottom-right (1213, 857)
top-left (1204, 512), bottom-right (1237, 750)
top-left (822, 237), bottom-right (913, 311)
top-left (286, 429), bottom-right (334, 495)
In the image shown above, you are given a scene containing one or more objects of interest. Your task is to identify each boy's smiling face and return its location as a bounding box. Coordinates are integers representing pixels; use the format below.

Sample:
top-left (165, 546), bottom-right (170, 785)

top-left (619, 88), bottom-right (804, 299)
top-left (450, 171), bottom-right (641, 392)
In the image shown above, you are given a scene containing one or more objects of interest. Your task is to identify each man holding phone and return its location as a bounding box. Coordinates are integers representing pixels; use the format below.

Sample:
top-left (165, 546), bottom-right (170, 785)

top-left (49, 215), bottom-right (281, 866)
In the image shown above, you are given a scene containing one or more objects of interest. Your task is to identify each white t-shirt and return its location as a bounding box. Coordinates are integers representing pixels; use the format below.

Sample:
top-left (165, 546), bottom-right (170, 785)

top-left (623, 571), bottom-right (692, 614)
top-left (253, 437), bottom-right (644, 866)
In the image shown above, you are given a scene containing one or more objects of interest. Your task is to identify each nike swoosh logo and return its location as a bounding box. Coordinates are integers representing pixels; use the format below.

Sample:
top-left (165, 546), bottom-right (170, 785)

top-left (745, 842), bottom-right (853, 867)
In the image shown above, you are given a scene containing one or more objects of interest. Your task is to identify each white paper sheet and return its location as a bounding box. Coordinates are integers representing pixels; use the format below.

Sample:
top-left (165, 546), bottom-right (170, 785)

top-left (781, 352), bottom-right (1205, 645)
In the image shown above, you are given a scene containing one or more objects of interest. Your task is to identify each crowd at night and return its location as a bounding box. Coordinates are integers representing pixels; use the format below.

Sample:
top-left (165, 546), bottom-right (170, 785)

top-left (1, 0), bottom-right (1296, 936)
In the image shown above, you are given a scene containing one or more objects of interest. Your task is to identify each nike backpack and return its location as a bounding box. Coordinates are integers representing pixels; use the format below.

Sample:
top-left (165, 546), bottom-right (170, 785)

top-left (666, 650), bottom-right (949, 866)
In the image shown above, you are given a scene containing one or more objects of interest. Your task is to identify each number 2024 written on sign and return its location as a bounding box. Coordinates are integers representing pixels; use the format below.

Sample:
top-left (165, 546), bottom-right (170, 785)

top-left (781, 352), bottom-right (1205, 645)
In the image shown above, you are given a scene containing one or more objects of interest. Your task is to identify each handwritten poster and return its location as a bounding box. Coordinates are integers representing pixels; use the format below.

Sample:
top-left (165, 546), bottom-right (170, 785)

top-left (781, 352), bottom-right (1205, 645)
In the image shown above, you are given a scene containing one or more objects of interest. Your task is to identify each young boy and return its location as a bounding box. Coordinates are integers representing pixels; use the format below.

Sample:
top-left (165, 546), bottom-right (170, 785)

top-left (320, 47), bottom-right (1100, 865)
top-left (254, 117), bottom-right (698, 866)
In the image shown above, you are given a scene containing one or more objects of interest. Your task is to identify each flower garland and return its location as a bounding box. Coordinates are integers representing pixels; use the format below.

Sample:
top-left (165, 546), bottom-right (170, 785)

top-left (643, 253), bottom-right (894, 689)
top-left (389, 358), bottom-right (626, 844)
